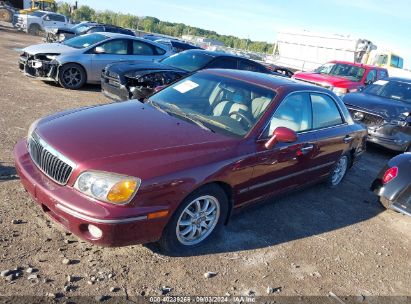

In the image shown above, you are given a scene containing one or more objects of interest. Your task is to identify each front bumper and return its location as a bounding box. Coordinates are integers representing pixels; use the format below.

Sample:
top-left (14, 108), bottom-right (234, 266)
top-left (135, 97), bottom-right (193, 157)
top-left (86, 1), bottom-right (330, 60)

top-left (367, 126), bottom-right (410, 152)
top-left (101, 73), bottom-right (130, 101)
top-left (13, 139), bottom-right (167, 246)
top-left (18, 55), bottom-right (58, 82)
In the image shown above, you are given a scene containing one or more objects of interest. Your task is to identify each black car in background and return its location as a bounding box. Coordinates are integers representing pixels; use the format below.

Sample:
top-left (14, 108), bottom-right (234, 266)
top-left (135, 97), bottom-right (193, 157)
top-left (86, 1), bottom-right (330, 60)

top-left (343, 77), bottom-right (411, 152)
top-left (101, 49), bottom-right (284, 101)
top-left (154, 39), bottom-right (202, 53)
top-left (44, 22), bottom-right (135, 42)
top-left (371, 152), bottom-right (411, 216)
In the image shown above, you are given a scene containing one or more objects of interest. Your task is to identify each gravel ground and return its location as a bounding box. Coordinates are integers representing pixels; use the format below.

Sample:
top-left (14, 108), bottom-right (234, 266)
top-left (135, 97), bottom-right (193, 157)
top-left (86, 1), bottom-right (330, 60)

top-left (0, 25), bottom-right (410, 302)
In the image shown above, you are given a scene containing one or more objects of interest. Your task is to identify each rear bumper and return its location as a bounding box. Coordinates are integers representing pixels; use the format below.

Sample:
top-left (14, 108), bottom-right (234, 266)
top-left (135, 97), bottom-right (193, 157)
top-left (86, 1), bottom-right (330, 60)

top-left (13, 139), bottom-right (167, 246)
top-left (371, 179), bottom-right (411, 217)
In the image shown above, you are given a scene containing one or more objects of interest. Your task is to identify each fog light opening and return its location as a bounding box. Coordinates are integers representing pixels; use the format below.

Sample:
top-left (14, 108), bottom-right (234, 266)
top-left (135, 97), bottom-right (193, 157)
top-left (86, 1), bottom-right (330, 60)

top-left (88, 224), bottom-right (103, 239)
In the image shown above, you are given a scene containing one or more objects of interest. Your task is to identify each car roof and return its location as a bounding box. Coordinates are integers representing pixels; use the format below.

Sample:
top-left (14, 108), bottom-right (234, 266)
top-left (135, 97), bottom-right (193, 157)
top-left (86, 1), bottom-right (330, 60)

top-left (199, 69), bottom-right (329, 93)
top-left (92, 32), bottom-right (137, 39)
top-left (386, 77), bottom-right (411, 83)
top-left (329, 60), bottom-right (387, 70)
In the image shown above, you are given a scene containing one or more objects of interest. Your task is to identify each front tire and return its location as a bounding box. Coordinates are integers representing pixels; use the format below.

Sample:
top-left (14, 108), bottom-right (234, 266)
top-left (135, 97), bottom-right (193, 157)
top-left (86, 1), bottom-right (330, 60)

top-left (159, 184), bottom-right (228, 255)
top-left (58, 63), bottom-right (86, 90)
top-left (28, 23), bottom-right (42, 36)
top-left (327, 154), bottom-right (350, 187)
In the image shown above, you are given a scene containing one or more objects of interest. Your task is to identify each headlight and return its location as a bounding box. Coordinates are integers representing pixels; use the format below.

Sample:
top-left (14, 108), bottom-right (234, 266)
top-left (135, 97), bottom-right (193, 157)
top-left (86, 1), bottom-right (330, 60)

top-left (27, 119), bottom-right (40, 139)
top-left (46, 55), bottom-right (57, 60)
top-left (59, 33), bottom-right (65, 41)
top-left (74, 171), bottom-right (141, 204)
top-left (332, 87), bottom-right (348, 96)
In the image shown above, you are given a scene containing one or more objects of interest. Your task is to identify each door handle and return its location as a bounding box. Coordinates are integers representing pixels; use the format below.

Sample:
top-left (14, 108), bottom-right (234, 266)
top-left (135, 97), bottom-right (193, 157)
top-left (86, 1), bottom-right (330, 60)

top-left (299, 144), bottom-right (314, 155)
top-left (343, 135), bottom-right (354, 143)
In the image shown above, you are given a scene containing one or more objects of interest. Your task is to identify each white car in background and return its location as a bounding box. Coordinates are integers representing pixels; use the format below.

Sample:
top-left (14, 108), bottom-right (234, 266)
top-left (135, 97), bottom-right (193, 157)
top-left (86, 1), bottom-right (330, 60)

top-left (14, 10), bottom-right (70, 35)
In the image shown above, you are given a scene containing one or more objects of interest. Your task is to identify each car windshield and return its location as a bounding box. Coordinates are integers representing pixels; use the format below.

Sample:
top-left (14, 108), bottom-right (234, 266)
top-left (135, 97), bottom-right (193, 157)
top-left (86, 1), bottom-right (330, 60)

top-left (160, 52), bottom-right (214, 72)
top-left (148, 72), bottom-right (276, 137)
top-left (30, 11), bottom-right (46, 17)
top-left (362, 79), bottom-right (411, 104)
top-left (71, 24), bottom-right (92, 34)
top-left (314, 63), bottom-right (366, 81)
top-left (63, 33), bottom-right (108, 49)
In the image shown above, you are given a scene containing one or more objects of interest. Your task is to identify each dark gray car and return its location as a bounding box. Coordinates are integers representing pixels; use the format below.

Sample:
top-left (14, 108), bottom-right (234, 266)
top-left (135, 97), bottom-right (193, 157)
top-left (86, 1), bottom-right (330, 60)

top-left (343, 77), bottom-right (411, 152)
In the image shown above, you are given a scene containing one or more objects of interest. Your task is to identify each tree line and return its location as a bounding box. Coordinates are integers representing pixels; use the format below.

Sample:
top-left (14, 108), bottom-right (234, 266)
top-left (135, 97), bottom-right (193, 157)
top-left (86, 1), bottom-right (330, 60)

top-left (57, 2), bottom-right (274, 54)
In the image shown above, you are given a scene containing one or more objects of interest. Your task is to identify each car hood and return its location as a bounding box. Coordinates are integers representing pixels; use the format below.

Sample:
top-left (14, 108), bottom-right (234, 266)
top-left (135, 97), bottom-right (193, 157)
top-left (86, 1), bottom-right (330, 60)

top-left (343, 92), bottom-right (411, 119)
top-left (35, 101), bottom-right (235, 169)
top-left (23, 43), bottom-right (77, 55)
top-left (106, 61), bottom-right (186, 78)
top-left (294, 72), bottom-right (360, 87)
top-left (45, 27), bottom-right (75, 34)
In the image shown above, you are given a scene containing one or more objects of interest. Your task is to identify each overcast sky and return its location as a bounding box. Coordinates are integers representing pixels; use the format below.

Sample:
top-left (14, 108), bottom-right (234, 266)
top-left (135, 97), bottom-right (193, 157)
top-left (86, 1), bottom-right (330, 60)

top-left (82, 0), bottom-right (411, 68)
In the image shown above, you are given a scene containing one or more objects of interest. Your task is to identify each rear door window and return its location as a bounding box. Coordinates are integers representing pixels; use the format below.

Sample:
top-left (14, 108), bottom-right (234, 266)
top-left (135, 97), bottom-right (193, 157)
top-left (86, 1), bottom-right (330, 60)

top-left (311, 93), bottom-right (343, 129)
top-left (238, 59), bottom-right (267, 73)
top-left (206, 57), bottom-right (238, 69)
top-left (132, 40), bottom-right (155, 55)
top-left (377, 70), bottom-right (388, 79)
top-left (365, 69), bottom-right (377, 84)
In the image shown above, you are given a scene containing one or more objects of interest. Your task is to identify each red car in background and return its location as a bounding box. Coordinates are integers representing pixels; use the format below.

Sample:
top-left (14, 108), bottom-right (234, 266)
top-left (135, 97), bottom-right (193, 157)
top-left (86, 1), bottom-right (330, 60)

top-left (293, 60), bottom-right (388, 96)
top-left (14, 69), bottom-right (367, 255)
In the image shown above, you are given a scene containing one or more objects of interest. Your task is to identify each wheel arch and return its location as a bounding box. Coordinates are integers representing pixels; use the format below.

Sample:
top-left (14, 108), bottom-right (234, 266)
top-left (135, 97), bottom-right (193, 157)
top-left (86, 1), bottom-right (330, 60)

top-left (170, 180), bottom-right (234, 226)
top-left (58, 62), bottom-right (88, 83)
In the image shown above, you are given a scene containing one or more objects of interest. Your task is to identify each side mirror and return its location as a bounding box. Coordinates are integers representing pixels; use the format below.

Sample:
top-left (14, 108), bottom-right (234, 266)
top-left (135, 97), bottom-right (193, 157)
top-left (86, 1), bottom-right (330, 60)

top-left (357, 86), bottom-right (364, 92)
top-left (265, 127), bottom-right (297, 149)
top-left (94, 46), bottom-right (105, 54)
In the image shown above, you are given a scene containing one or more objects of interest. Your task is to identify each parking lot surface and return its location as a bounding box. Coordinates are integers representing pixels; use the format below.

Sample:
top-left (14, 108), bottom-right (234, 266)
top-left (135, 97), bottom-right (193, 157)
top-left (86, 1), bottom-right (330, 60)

top-left (0, 26), bottom-right (410, 300)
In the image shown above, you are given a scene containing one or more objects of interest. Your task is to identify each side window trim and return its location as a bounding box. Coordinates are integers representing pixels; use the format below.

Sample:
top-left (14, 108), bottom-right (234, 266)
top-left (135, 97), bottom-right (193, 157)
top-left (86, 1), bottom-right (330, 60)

top-left (258, 91), bottom-right (348, 141)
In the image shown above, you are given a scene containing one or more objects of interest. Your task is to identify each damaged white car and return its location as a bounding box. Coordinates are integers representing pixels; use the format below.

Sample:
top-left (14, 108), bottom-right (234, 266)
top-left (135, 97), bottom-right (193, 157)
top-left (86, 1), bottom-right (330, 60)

top-left (19, 32), bottom-right (172, 89)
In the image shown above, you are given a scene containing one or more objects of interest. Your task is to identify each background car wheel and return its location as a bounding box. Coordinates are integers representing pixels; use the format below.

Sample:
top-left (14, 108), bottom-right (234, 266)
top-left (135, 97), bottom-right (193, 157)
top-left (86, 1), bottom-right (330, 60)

top-left (58, 63), bottom-right (86, 90)
top-left (327, 154), bottom-right (350, 187)
top-left (28, 24), bottom-right (42, 36)
top-left (158, 184), bottom-right (228, 256)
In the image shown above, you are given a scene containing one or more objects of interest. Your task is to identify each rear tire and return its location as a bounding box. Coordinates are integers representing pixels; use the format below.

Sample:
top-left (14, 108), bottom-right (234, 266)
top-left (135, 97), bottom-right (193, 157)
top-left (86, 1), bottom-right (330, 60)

top-left (327, 154), bottom-right (350, 187)
top-left (58, 63), bottom-right (87, 90)
top-left (158, 184), bottom-right (228, 256)
top-left (28, 23), bottom-right (42, 36)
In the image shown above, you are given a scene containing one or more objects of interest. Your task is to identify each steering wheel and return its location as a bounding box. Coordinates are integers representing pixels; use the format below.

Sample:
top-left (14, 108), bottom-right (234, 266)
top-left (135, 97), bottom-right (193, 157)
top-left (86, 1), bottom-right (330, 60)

top-left (229, 111), bottom-right (253, 129)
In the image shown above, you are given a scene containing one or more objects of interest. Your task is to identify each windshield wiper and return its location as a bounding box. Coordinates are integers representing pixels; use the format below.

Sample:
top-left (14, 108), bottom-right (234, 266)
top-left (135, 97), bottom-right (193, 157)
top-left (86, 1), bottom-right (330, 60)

top-left (156, 102), bottom-right (214, 132)
top-left (147, 99), bottom-right (169, 115)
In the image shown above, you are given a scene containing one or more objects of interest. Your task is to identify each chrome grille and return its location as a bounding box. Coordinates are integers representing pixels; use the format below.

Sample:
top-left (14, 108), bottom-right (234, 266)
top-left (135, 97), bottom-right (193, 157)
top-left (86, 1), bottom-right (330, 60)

top-left (348, 108), bottom-right (385, 128)
top-left (28, 133), bottom-right (75, 185)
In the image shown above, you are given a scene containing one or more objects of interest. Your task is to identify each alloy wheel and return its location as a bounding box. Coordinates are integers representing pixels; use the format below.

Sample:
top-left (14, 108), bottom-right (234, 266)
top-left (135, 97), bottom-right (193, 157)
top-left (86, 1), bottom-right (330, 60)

top-left (62, 67), bottom-right (82, 88)
top-left (331, 155), bottom-right (348, 186)
top-left (176, 195), bottom-right (220, 246)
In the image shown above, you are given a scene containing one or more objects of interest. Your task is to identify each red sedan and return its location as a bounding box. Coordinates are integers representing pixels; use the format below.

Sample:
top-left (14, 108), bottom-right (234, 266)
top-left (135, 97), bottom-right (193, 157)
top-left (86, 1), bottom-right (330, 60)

top-left (14, 69), bottom-right (366, 254)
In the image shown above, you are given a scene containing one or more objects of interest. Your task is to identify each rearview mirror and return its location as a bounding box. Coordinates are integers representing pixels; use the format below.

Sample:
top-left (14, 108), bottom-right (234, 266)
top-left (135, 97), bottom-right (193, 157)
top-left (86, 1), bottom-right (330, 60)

top-left (265, 127), bottom-right (297, 149)
top-left (94, 46), bottom-right (105, 54)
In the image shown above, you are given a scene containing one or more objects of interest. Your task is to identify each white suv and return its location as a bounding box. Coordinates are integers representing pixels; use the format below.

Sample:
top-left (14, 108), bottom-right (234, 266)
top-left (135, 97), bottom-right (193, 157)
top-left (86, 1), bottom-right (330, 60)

top-left (15, 11), bottom-right (70, 35)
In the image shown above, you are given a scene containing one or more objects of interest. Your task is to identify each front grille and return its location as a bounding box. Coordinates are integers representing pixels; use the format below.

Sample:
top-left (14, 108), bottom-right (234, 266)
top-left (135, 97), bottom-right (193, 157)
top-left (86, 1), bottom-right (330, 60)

top-left (348, 108), bottom-right (385, 128)
top-left (28, 133), bottom-right (75, 185)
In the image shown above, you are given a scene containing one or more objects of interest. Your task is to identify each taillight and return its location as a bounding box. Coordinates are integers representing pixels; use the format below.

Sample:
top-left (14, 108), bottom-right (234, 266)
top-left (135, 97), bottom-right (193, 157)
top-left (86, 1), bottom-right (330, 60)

top-left (382, 167), bottom-right (398, 184)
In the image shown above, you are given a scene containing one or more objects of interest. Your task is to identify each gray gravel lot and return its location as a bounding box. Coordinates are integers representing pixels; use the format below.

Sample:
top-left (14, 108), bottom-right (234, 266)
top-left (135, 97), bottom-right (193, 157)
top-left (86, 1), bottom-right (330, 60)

top-left (0, 25), bottom-right (410, 301)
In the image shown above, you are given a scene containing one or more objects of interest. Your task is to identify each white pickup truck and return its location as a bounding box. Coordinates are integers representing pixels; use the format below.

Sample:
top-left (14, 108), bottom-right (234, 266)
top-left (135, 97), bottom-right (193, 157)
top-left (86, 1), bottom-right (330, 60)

top-left (14, 10), bottom-right (70, 35)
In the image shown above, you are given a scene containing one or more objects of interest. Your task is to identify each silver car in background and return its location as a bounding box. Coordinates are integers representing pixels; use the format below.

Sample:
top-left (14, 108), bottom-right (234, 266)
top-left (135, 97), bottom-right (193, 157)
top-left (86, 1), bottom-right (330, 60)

top-left (19, 32), bottom-right (172, 89)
